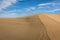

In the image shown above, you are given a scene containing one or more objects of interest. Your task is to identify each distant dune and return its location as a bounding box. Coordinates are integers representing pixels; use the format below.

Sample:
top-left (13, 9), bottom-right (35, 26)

top-left (0, 14), bottom-right (60, 40)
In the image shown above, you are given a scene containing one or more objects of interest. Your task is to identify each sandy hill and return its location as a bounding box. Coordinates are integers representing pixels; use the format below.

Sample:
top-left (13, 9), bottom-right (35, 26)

top-left (0, 14), bottom-right (60, 40)
top-left (38, 14), bottom-right (60, 40)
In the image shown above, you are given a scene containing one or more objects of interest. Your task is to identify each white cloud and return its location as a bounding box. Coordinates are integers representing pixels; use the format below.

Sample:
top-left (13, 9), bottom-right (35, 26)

top-left (37, 1), bottom-right (60, 9)
top-left (37, 2), bottom-right (58, 7)
top-left (25, 8), bottom-right (31, 12)
top-left (0, 12), bottom-right (18, 18)
top-left (38, 3), bottom-right (51, 7)
top-left (25, 7), bottom-right (36, 12)
top-left (37, 1), bottom-right (60, 13)
top-left (37, 2), bottom-right (54, 9)
top-left (0, 9), bottom-right (22, 18)
top-left (48, 9), bottom-right (60, 12)
top-left (29, 7), bottom-right (36, 10)
top-left (5, 9), bottom-right (21, 13)
top-left (0, 0), bottom-right (17, 10)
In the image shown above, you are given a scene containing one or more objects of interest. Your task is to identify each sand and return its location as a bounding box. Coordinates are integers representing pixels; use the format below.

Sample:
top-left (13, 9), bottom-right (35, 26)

top-left (39, 14), bottom-right (60, 40)
top-left (0, 14), bottom-right (60, 40)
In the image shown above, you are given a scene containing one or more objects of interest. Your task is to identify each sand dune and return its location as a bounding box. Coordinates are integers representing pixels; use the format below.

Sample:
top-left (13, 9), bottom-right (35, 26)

top-left (0, 14), bottom-right (60, 40)
top-left (39, 14), bottom-right (60, 40)
top-left (0, 15), bottom-right (50, 40)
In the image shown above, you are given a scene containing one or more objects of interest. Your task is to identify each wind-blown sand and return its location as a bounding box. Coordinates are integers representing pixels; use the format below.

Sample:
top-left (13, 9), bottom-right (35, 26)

top-left (0, 14), bottom-right (60, 40)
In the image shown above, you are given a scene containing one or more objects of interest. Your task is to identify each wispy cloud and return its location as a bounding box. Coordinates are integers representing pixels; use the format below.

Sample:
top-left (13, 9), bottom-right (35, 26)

top-left (0, 11), bottom-right (19, 18)
top-left (48, 9), bottom-right (60, 12)
top-left (37, 2), bottom-right (52, 7)
top-left (37, 1), bottom-right (60, 13)
top-left (0, 0), bottom-right (17, 10)
top-left (25, 7), bottom-right (36, 12)
top-left (37, 1), bottom-right (59, 8)
top-left (29, 7), bottom-right (36, 10)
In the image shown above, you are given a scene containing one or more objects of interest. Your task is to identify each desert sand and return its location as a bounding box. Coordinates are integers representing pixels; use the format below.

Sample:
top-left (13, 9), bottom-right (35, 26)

top-left (39, 14), bottom-right (60, 40)
top-left (0, 14), bottom-right (60, 40)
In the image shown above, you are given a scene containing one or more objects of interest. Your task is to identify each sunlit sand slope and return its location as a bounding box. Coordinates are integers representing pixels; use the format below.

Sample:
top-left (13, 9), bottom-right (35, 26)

top-left (0, 15), bottom-right (50, 40)
top-left (39, 14), bottom-right (60, 40)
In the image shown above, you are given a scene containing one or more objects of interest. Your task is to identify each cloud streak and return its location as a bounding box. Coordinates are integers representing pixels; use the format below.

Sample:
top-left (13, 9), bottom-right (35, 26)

top-left (48, 9), bottom-right (60, 12)
top-left (0, 12), bottom-right (19, 18)
top-left (0, 0), bottom-right (17, 10)
top-left (37, 1), bottom-right (60, 8)
top-left (38, 2), bottom-right (52, 7)
top-left (37, 1), bottom-right (60, 13)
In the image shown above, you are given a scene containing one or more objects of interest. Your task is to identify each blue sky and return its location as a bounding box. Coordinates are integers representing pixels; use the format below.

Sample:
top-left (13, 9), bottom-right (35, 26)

top-left (0, 0), bottom-right (60, 18)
